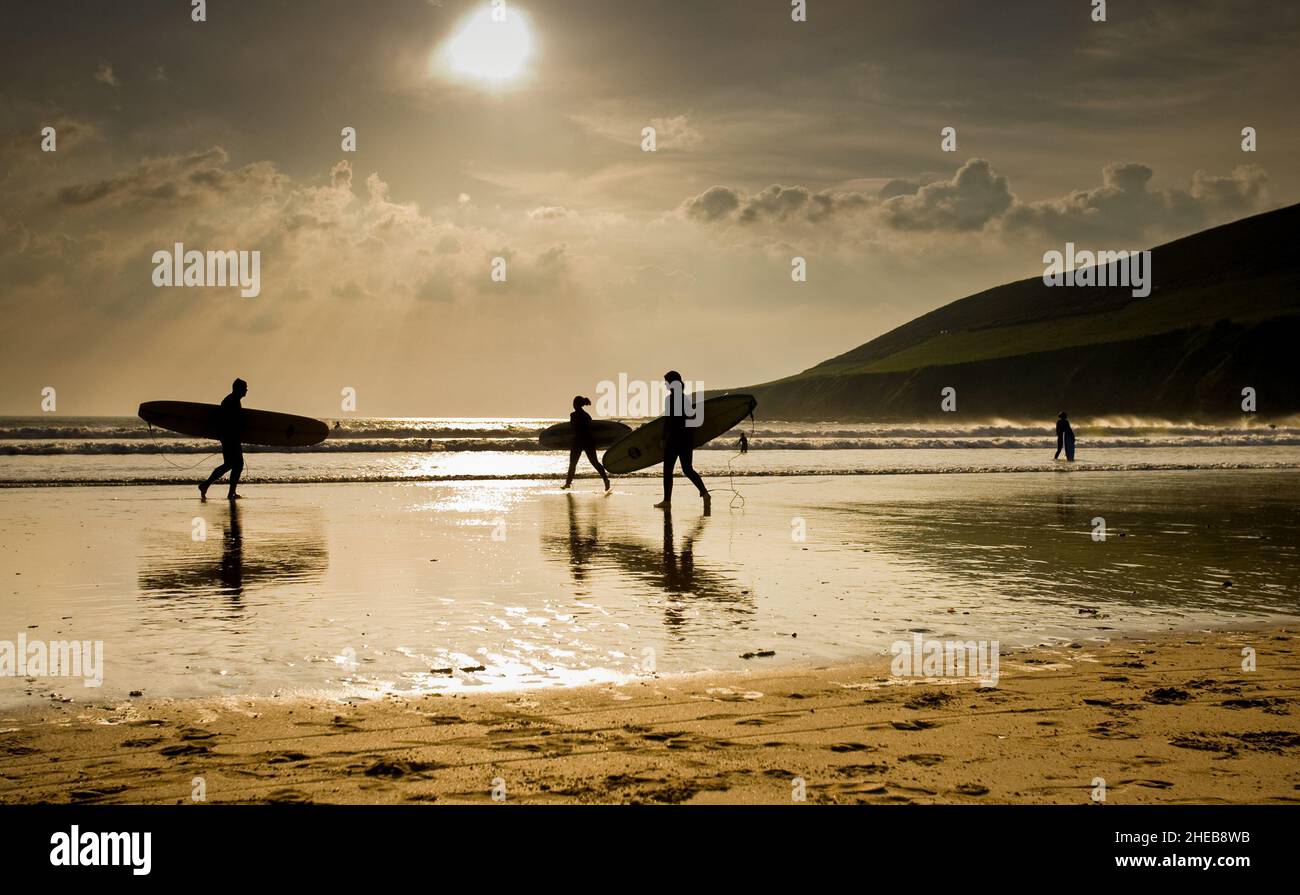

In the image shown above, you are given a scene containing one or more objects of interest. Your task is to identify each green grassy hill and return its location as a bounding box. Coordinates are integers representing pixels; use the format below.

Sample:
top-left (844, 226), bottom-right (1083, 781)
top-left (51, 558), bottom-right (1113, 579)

top-left (740, 204), bottom-right (1300, 420)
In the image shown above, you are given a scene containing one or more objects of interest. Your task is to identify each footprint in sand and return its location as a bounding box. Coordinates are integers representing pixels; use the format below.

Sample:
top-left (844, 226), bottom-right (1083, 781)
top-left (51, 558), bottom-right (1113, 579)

top-left (829, 742), bottom-right (875, 753)
top-left (903, 692), bottom-right (954, 711)
top-left (265, 789), bottom-right (312, 804)
top-left (70, 785), bottom-right (128, 802)
top-left (704, 687), bottom-right (764, 701)
top-left (1120, 778), bottom-right (1174, 789)
top-left (1143, 687), bottom-right (1191, 705)
top-left (360, 758), bottom-right (439, 778)
top-left (900, 753), bottom-right (944, 767)
top-left (264, 751), bottom-right (310, 764)
top-left (1220, 697), bottom-right (1290, 714)
top-left (119, 737), bottom-right (163, 748)
top-left (835, 763), bottom-right (890, 775)
top-left (160, 743), bottom-right (211, 757)
top-left (0, 738), bottom-right (38, 756)
top-left (1090, 719), bottom-right (1139, 739)
top-left (1168, 730), bottom-right (1300, 756)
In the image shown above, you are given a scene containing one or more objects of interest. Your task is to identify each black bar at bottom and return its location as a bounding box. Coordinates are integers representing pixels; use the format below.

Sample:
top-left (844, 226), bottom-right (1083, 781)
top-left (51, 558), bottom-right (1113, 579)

top-left (0, 804), bottom-right (1285, 880)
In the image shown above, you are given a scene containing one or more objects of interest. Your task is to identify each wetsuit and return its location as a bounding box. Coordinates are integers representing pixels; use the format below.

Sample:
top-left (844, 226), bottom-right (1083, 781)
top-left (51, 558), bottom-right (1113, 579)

top-left (202, 392), bottom-right (244, 496)
top-left (563, 408), bottom-right (608, 487)
top-left (1054, 417), bottom-right (1075, 460)
top-left (663, 386), bottom-right (706, 500)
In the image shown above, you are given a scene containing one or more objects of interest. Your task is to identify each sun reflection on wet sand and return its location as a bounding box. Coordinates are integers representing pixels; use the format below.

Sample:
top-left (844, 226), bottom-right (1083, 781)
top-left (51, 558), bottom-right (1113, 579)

top-left (1, 469), bottom-right (1297, 707)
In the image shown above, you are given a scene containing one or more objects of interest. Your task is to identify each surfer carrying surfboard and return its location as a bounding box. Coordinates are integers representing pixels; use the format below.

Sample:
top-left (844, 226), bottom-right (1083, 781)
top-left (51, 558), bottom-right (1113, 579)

top-left (654, 371), bottom-right (710, 511)
top-left (1054, 411), bottom-right (1076, 462)
top-left (199, 378), bottom-right (248, 500)
top-left (561, 396), bottom-right (611, 492)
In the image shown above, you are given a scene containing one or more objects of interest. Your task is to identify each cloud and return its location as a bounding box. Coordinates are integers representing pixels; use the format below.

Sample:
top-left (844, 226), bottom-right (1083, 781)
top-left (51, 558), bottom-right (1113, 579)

top-left (55, 147), bottom-right (285, 209)
top-left (682, 162), bottom-right (1008, 230)
top-left (528, 205), bottom-right (570, 221)
top-left (878, 179), bottom-right (921, 199)
top-left (1003, 162), bottom-right (1269, 241)
top-left (683, 183), bottom-right (872, 225)
top-left (880, 159), bottom-right (1012, 232)
top-left (5, 143), bottom-right (590, 335)
top-left (329, 160), bottom-right (352, 189)
top-left (681, 158), bottom-right (1271, 243)
top-left (683, 185), bottom-right (741, 222)
top-left (364, 172), bottom-right (389, 203)
top-left (1191, 166), bottom-right (1269, 212)
top-left (93, 63), bottom-right (119, 88)
top-left (739, 185), bottom-right (871, 224)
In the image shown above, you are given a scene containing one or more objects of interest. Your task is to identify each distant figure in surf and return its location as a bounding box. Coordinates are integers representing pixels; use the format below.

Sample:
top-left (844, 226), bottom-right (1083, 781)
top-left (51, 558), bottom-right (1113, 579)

top-left (199, 378), bottom-right (247, 501)
top-left (655, 371), bottom-right (709, 511)
top-left (561, 396), bottom-right (611, 492)
top-left (738, 432), bottom-right (749, 454)
top-left (1054, 411), bottom-right (1076, 462)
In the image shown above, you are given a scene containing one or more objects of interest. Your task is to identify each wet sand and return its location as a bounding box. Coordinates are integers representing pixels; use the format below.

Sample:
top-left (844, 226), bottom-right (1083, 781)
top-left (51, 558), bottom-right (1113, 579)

top-left (4, 471), bottom-right (1299, 706)
top-left (2, 627), bottom-right (1297, 804)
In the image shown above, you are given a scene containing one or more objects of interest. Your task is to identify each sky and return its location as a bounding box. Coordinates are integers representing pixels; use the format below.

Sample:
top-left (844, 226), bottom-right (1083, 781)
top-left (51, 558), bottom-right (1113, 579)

top-left (1, 0), bottom-right (1297, 417)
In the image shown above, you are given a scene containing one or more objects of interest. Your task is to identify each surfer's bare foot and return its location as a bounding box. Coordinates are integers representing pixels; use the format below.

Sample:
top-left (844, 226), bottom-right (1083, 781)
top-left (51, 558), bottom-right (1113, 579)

top-left (227, 493), bottom-right (242, 500)
top-left (701, 493), bottom-right (712, 511)
top-left (198, 483), bottom-right (208, 501)
top-left (603, 479), bottom-right (611, 492)
top-left (654, 500), bottom-right (670, 509)
top-left (560, 483), bottom-right (571, 490)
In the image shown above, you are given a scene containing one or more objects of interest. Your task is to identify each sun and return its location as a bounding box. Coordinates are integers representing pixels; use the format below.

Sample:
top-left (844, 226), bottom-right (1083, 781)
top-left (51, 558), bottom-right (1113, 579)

top-left (439, 5), bottom-right (534, 84)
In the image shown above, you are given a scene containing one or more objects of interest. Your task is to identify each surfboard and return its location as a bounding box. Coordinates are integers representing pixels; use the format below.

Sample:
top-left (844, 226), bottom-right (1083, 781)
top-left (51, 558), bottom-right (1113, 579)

top-left (138, 401), bottom-right (329, 447)
top-left (538, 419), bottom-right (632, 450)
top-left (601, 393), bottom-right (757, 474)
top-left (1064, 428), bottom-right (1076, 461)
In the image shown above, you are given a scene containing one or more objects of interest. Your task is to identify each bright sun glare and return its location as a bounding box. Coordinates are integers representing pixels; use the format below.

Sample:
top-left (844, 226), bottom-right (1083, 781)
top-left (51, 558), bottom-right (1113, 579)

top-left (441, 6), bottom-right (534, 83)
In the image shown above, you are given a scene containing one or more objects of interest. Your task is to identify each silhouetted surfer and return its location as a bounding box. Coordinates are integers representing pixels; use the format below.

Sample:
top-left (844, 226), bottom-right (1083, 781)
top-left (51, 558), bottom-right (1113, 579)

top-left (561, 396), bottom-right (611, 492)
top-left (1054, 411), bottom-right (1076, 462)
top-left (738, 432), bottom-right (748, 454)
top-left (655, 371), bottom-right (709, 511)
top-left (199, 378), bottom-right (247, 500)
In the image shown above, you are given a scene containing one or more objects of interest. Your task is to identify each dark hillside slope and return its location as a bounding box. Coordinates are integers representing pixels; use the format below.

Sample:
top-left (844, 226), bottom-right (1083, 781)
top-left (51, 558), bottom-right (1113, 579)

top-left (740, 204), bottom-right (1300, 420)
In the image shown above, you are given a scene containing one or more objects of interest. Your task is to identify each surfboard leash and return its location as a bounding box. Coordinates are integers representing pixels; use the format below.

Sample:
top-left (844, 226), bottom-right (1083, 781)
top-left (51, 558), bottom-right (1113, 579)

top-left (146, 423), bottom-right (220, 471)
top-left (712, 409), bottom-right (755, 510)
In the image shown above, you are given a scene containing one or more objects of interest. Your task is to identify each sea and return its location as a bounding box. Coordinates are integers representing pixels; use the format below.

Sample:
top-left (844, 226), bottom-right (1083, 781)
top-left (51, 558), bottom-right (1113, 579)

top-left (3, 415), bottom-right (1299, 485)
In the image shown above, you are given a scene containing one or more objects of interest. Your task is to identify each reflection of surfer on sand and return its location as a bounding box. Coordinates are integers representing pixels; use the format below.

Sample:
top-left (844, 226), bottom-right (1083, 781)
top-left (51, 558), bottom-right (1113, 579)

top-left (1054, 411), bottom-right (1075, 462)
top-left (217, 501), bottom-right (244, 593)
top-left (200, 378), bottom-right (248, 501)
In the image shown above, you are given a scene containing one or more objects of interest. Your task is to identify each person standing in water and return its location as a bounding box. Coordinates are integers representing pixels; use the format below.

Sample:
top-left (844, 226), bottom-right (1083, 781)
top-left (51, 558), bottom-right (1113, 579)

top-left (655, 371), bottom-right (709, 511)
top-left (1054, 411), bottom-right (1076, 461)
top-left (561, 396), bottom-right (611, 492)
top-left (199, 378), bottom-right (247, 500)
top-left (738, 432), bottom-right (749, 454)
